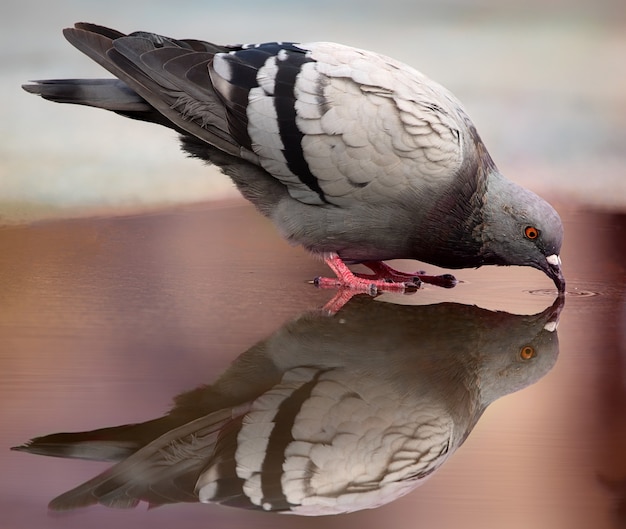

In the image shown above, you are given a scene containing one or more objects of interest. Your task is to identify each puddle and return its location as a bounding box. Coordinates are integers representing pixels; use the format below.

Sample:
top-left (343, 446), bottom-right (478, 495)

top-left (1, 203), bottom-right (625, 529)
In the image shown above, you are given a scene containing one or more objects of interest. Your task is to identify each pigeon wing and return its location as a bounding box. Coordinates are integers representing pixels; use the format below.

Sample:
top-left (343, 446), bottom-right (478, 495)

top-left (211, 41), bottom-right (469, 206)
top-left (63, 25), bottom-right (470, 209)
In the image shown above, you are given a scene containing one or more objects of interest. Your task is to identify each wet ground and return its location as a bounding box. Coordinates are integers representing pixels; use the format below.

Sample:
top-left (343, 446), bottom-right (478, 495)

top-left (1, 200), bottom-right (625, 529)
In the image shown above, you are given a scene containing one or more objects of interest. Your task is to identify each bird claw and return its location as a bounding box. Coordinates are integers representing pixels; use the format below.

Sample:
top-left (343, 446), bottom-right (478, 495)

top-left (404, 281), bottom-right (420, 292)
top-left (417, 273), bottom-right (457, 289)
top-left (366, 284), bottom-right (378, 296)
top-left (313, 276), bottom-right (341, 288)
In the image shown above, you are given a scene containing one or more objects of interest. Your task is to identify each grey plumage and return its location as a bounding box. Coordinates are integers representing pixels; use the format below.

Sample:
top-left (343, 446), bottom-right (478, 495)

top-left (22, 23), bottom-right (565, 291)
top-left (13, 295), bottom-right (563, 514)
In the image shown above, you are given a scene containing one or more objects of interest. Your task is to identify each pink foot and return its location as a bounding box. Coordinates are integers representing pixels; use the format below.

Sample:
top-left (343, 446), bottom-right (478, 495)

top-left (313, 254), bottom-right (421, 295)
top-left (360, 261), bottom-right (457, 289)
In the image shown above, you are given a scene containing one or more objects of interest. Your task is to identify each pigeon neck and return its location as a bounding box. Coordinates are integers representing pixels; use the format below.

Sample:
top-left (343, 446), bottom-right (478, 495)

top-left (478, 172), bottom-right (531, 266)
top-left (414, 159), bottom-right (489, 269)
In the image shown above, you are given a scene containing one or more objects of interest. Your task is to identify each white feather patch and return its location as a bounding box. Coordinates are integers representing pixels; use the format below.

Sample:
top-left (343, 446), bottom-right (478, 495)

top-left (234, 367), bottom-right (320, 506)
top-left (257, 56), bottom-right (278, 96)
top-left (280, 369), bottom-right (453, 512)
top-left (212, 53), bottom-right (233, 81)
top-left (246, 58), bottom-right (324, 205)
top-left (286, 42), bottom-right (467, 206)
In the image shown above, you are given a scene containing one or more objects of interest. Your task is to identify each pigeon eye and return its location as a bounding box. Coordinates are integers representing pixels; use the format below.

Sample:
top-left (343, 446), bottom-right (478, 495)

top-left (520, 345), bottom-right (536, 360)
top-left (524, 226), bottom-right (540, 240)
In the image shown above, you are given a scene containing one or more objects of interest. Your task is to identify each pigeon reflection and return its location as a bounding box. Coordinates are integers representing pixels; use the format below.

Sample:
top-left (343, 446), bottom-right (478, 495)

top-left (14, 295), bottom-right (563, 515)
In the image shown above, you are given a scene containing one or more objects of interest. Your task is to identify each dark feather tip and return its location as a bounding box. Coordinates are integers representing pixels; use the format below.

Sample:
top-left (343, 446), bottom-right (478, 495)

top-left (10, 443), bottom-right (32, 452)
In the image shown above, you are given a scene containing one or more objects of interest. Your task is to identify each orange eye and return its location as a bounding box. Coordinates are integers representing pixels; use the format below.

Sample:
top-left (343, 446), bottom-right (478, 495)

top-left (524, 226), bottom-right (539, 240)
top-left (520, 346), bottom-right (536, 360)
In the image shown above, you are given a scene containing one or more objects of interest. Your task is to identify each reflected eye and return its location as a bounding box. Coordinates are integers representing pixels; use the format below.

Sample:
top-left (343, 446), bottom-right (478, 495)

top-left (524, 226), bottom-right (540, 240)
top-left (520, 345), bottom-right (536, 360)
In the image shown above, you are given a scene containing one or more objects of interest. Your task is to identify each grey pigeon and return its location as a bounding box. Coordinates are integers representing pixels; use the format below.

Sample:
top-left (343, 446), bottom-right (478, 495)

top-left (13, 295), bottom-right (562, 514)
top-left (22, 23), bottom-right (565, 292)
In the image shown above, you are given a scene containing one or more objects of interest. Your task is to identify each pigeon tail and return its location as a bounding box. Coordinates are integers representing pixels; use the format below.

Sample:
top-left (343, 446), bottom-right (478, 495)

top-left (21, 78), bottom-right (181, 130)
top-left (11, 415), bottom-right (184, 462)
top-left (44, 408), bottom-right (240, 511)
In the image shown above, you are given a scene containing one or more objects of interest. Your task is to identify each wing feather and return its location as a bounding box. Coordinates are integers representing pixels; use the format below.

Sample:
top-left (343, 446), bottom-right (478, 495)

top-left (62, 26), bottom-right (472, 209)
top-left (63, 25), bottom-right (242, 157)
top-left (47, 408), bottom-right (244, 511)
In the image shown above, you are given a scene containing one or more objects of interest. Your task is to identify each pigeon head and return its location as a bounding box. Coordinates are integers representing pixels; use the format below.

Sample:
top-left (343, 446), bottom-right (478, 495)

top-left (475, 296), bottom-right (563, 405)
top-left (481, 171), bottom-right (565, 292)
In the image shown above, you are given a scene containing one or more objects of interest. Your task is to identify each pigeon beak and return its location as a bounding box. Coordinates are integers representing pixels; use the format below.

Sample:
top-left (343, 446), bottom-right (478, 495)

top-left (544, 254), bottom-right (565, 294)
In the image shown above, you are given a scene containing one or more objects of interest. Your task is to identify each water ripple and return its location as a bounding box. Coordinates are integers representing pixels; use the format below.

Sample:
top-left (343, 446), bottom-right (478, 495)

top-left (527, 289), bottom-right (599, 297)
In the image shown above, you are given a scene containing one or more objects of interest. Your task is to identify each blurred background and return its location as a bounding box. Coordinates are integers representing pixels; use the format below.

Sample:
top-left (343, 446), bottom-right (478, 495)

top-left (1, 0), bottom-right (625, 223)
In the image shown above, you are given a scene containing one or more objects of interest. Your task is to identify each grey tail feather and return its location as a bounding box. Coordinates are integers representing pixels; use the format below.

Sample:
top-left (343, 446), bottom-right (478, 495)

top-left (22, 22), bottom-right (242, 157)
top-left (11, 415), bottom-right (184, 462)
top-left (11, 426), bottom-right (143, 463)
top-left (44, 409), bottom-right (237, 511)
top-left (11, 437), bottom-right (137, 463)
top-left (22, 78), bottom-right (183, 131)
top-left (22, 78), bottom-right (149, 111)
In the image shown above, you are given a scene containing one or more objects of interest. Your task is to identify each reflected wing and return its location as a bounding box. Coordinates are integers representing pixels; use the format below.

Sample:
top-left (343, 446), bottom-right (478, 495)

top-left (198, 367), bottom-right (454, 515)
top-left (47, 365), bottom-right (453, 514)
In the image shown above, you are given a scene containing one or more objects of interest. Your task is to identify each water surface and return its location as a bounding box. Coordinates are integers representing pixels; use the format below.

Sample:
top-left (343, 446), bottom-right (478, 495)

top-left (1, 202), bottom-right (625, 528)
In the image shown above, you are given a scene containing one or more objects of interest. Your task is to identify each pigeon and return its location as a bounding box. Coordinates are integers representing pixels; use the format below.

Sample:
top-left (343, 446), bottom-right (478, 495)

top-left (13, 295), bottom-right (563, 514)
top-left (22, 23), bottom-right (565, 293)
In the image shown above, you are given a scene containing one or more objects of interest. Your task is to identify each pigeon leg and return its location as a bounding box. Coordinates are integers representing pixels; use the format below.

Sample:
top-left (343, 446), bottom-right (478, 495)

top-left (359, 261), bottom-right (458, 289)
top-left (313, 254), bottom-right (419, 294)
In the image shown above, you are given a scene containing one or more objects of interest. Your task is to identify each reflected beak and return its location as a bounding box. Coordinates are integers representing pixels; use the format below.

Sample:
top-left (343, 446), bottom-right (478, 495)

top-left (542, 292), bottom-right (566, 331)
top-left (544, 254), bottom-right (565, 294)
